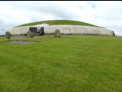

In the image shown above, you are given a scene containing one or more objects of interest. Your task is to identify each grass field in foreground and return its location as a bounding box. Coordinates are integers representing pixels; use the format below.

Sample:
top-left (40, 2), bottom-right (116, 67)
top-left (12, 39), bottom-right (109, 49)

top-left (0, 35), bottom-right (122, 92)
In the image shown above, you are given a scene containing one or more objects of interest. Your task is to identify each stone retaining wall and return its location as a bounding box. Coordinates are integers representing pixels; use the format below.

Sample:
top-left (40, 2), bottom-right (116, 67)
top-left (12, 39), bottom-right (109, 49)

top-left (6, 25), bottom-right (115, 36)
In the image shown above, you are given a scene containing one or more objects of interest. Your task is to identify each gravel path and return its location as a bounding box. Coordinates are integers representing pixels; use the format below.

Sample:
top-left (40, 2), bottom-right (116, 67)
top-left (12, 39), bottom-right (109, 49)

top-left (11, 36), bottom-right (40, 38)
top-left (4, 40), bottom-right (37, 44)
top-left (11, 36), bottom-right (26, 38)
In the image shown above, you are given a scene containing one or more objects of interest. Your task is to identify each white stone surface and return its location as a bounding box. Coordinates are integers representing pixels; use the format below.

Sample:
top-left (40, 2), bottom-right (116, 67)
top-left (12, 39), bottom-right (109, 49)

top-left (44, 25), bottom-right (114, 36)
top-left (7, 26), bottom-right (29, 35)
top-left (6, 24), bottom-right (115, 36)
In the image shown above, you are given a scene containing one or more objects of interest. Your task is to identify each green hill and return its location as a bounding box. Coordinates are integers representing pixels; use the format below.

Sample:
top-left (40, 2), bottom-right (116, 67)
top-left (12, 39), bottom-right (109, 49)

top-left (16, 20), bottom-right (102, 28)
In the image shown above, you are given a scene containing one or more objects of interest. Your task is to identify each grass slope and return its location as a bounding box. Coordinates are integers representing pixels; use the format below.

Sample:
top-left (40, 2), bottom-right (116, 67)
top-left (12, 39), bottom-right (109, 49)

top-left (0, 35), bottom-right (122, 92)
top-left (16, 20), bottom-right (102, 28)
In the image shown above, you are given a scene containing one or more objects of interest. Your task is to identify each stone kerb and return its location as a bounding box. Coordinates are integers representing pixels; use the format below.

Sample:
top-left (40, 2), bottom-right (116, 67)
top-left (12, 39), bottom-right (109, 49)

top-left (54, 29), bottom-right (60, 38)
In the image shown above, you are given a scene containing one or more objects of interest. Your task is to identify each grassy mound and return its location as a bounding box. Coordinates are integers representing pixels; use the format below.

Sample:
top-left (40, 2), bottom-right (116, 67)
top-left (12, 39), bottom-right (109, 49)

top-left (16, 20), bottom-right (102, 28)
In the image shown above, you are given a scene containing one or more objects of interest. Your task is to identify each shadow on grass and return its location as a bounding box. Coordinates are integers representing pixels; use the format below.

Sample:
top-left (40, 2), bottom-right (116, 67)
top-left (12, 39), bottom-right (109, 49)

top-left (3, 40), bottom-right (40, 44)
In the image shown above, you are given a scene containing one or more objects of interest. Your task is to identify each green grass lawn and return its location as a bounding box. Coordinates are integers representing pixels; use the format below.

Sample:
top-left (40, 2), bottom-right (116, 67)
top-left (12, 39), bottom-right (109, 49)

top-left (0, 35), bottom-right (122, 92)
top-left (16, 20), bottom-right (102, 28)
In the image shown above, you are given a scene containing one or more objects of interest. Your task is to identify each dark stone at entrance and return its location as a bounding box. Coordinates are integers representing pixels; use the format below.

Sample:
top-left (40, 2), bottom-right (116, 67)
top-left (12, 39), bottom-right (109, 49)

top-left (29, 27), bottom-right (37, 33)
top-left (39, 27), bottom-right (44, 36)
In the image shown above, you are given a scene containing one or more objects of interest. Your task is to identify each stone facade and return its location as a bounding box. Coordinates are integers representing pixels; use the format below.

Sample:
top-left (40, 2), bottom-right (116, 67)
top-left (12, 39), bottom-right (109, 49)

top-left (6, 24), bottom-right (115, 36)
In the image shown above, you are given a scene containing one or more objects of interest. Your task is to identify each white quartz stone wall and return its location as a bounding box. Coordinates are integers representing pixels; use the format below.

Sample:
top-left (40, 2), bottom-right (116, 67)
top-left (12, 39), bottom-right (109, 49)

top-left (44, 25), bottom-right (114, 36)
top-left (7, 26), bottom-right (29, 35)
top-left (6, 23), bottom-right (49, 35)
top-left (6, 24), bottom-right (115, 36)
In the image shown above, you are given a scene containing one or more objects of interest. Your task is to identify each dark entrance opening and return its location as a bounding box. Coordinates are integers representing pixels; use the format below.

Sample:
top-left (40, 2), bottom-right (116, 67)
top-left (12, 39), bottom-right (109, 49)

top-left (29, 27), bottom-right (37, 33)
top-left (39, 27), bottom-right (44, 36)
top-left (29, 27), bottom-right (38, 36)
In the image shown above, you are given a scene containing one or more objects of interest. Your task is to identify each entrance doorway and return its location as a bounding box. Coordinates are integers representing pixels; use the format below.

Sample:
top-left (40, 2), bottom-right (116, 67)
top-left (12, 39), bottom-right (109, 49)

top-left (40, 27), bottom-right (44, 36)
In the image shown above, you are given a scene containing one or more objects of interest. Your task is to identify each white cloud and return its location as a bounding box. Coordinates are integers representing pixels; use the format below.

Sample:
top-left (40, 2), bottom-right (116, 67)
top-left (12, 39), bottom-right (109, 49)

top-left (0, 1), bottom-right (122, 36)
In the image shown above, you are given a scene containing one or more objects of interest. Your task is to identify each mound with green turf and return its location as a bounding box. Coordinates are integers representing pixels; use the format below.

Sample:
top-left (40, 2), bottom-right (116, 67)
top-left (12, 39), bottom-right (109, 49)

top-left (16, 20), bottom-right (102, 28)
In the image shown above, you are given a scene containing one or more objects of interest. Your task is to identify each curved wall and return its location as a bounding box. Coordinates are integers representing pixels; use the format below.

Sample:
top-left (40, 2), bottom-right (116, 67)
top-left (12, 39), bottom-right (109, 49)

top-left (6, 25), bottom-right (115, 36)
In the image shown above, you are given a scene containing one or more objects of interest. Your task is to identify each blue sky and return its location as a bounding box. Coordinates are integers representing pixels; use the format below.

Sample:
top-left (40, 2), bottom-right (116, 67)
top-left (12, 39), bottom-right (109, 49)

top-left (0, 1), bottom-right (122, 36)
top-left (87, 1), bottom-right (97, 8)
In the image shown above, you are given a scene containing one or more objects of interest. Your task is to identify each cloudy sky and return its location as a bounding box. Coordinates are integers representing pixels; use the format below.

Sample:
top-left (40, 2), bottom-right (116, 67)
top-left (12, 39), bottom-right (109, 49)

top-left (0, 1), bottom-right (122, 36)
